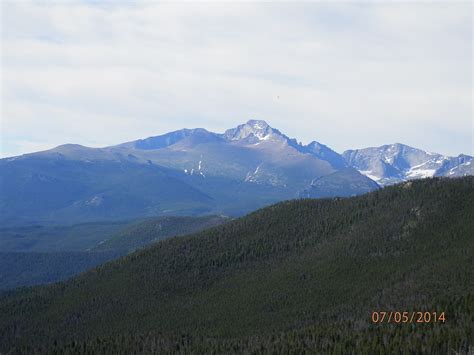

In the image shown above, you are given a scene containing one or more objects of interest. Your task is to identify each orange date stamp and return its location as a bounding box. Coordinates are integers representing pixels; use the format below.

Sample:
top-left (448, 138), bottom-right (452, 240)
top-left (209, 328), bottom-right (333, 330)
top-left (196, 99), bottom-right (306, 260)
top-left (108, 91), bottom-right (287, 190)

top-left (371, 311), bottom-right (445, 324)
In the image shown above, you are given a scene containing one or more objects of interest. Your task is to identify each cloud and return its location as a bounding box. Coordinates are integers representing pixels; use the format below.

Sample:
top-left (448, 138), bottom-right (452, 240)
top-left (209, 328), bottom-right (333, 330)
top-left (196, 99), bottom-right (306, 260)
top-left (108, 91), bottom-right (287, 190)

top-left (1, 0), bottom-right (472, 157)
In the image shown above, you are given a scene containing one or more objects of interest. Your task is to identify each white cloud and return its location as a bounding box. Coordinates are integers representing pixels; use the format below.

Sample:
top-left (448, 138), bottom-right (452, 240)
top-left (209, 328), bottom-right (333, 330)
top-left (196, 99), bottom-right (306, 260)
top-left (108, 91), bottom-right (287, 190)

top-left (1, 0), bottom-right (472, 157)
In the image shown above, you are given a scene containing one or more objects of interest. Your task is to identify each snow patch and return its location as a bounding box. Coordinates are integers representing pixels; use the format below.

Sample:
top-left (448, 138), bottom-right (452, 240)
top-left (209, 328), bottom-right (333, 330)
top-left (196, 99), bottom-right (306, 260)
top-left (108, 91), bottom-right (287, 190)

top-left (245, 163), bottom-right (263, 182)
top-left (86, 195), bottom-right (103, 206)
top-left (409, 160), bottom-right (431, 170)
top-left (359, 170), bottom-right (381, 182)
top-left (184, 159), bottom-right (206, 178)
top-left (406, 169), bottom-right (436, 178)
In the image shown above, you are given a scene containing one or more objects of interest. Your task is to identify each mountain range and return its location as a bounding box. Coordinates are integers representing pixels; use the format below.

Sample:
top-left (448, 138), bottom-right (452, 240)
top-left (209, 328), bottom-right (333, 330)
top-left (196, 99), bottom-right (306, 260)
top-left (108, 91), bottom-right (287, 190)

top-left (1, 120), bottom-right (472, 225)
top-left (343, 143), bottom-right (473, 185)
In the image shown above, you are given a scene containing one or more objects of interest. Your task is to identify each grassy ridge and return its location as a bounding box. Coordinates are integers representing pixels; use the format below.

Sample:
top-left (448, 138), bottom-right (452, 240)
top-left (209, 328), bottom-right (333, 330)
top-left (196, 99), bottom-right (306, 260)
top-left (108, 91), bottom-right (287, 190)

top-left (0, 177), bottom-right (473, 352)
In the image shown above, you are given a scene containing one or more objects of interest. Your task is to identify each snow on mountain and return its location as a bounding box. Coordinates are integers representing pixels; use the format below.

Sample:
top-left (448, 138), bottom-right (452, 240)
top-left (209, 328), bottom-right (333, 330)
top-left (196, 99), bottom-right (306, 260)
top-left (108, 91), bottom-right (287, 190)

top-left (342, 143), bottom-right (473, 186)
top-left (184, 158), bottom-right (206, 177)
top-left (244, 163), bottom-right (263, 183)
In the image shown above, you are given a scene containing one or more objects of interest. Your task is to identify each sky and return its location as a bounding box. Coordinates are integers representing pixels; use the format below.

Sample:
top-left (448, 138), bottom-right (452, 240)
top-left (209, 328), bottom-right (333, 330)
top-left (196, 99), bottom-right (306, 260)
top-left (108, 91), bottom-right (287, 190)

top-left (1, 0), bottom-right (472, 158)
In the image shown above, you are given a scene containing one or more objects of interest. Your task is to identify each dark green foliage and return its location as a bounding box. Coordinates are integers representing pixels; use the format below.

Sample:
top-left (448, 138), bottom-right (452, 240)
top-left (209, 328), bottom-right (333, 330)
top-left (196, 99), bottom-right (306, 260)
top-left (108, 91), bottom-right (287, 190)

top-left (0, 177), bottom-right (472, 353)
top-left (11, 295), bottom-right (472, 354)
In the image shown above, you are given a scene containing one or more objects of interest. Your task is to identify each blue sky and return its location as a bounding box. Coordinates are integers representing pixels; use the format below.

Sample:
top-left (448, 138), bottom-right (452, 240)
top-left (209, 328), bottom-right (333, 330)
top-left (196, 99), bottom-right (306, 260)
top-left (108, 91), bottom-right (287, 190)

top-left (1, 0), bottom-right (472, 157)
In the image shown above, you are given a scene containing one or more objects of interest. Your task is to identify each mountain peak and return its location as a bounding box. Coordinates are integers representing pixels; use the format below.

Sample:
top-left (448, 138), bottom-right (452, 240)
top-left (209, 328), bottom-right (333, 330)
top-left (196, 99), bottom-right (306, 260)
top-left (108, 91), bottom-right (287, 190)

top-left (224, 120), bottom-right (274, 141)
top-left (246, 119), bottom-right (270, 130)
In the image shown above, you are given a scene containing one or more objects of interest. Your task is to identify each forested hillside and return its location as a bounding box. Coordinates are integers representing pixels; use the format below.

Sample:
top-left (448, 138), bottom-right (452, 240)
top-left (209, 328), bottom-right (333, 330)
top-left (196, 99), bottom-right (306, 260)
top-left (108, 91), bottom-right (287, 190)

top-left (0, 177), bottom-right (472, 353)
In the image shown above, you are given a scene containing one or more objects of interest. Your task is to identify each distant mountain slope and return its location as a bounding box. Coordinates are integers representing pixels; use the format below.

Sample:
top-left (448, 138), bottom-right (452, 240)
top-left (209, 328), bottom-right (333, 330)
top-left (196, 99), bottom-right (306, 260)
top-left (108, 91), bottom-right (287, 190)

top-left (93, 215), bottom-right (229, 253)
top-left (116, 120), bottom-right (340, 186)
top-left (117, 128), bottom-right (216, 150)
top-left (1, 177), bottom-right (472, 353)
top-left (0, 220), bottom-right (132, 252)
top-left (0, 157), bottom-right (214, 225)
top-left (0, 120), bottom-right (378, 225)
top-left (0, 251), bottom-right (118, 290)
top-left (0, 215), bottom-right (229, 290)
top-left (2, 121), bottom-right (471, 225)
top-left (343, 143), bottom-right (473, 186)
top-left (299, 167), bottom-right (380, 198)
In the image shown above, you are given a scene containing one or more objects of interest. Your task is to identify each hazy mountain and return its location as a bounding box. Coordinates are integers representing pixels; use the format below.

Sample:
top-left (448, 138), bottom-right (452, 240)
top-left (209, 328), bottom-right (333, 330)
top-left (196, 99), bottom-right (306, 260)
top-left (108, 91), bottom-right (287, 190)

top-left (1, 177), bottom-right (472, 353)
top-left (0, 120), bottom-right (377, 225)
top-left (299, 167), bottom-right (380, 198)
top-left (116, 120), bottom-right (340, 186)
top-left (306, 141), bottom-right (347, 169)
top-left (2, 121), bottom-right (472, 225)
top-left (118, 128), bottom-right (218, 150)
top-left (343, 143), bottom-right (474, 186)
top-left (0, 157), bottom-right (214, 225)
